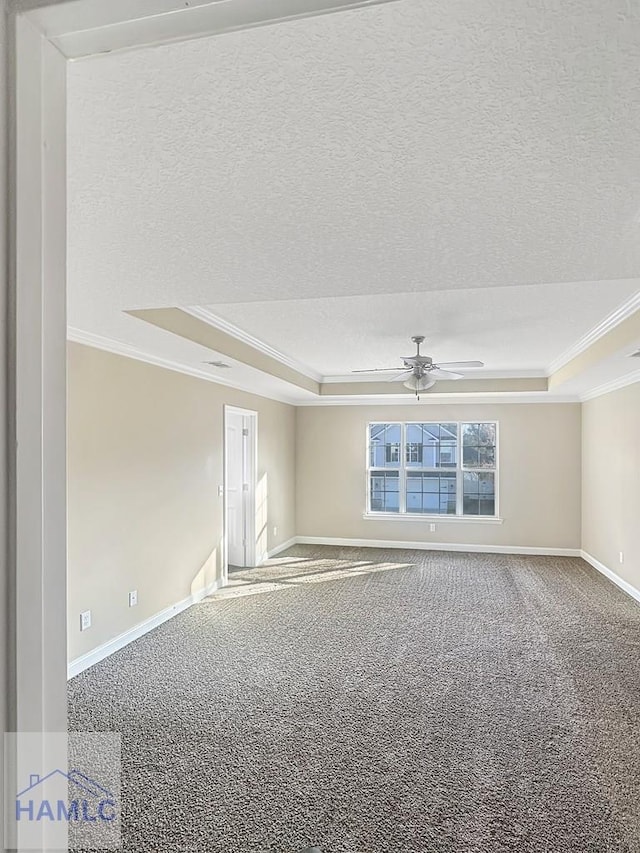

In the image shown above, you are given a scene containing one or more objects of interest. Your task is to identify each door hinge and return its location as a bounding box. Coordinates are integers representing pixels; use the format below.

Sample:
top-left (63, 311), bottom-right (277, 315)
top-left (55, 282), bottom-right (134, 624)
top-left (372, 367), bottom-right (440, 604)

top-left (242, 428), bottom-right (249, 436)
top-left (242, 483), bottom-right (249, 492)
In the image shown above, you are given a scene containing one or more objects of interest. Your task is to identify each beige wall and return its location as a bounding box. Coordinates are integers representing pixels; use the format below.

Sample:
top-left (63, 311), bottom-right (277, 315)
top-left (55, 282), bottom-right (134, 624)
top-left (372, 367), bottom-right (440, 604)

top-left (296, 403), bottom-right (582, 549)
top-left (582, 382), bottom-right (640, 590)
top-left (67, 342), bottom-right (296, 661)
top-left (69, 338), bottom-right (639, 667)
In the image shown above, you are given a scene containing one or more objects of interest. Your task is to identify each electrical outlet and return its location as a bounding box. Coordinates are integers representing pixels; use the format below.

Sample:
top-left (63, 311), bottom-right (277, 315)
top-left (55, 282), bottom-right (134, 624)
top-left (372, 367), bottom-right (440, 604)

top-left (80, 610), bottom-right (91, 631)
top-left (429, 523), bottom-right (436, 532)
top-left (128, 590), bottom-right (138, 607)
top-left (619, 552), bottom-right (624, 564)
top-left (273, 526), bottom-right (278, 537)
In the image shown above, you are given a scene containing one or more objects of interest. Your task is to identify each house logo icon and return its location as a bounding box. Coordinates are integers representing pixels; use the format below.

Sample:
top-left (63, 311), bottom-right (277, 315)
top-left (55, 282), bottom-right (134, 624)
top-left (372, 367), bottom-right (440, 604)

top-left (16, 769), bottom-right (117, 823)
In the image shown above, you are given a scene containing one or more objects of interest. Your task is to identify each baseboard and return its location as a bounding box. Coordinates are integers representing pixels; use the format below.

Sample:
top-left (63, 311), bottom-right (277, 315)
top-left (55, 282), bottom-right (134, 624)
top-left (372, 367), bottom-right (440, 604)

top-left (67, 580), bottom-right (220, 679)
top-left (581, 551), bottom-right (640, 604)
top-left (295, 536), bottom-right (581, 557)
top-left (262, 537), bottom-right (298, 562)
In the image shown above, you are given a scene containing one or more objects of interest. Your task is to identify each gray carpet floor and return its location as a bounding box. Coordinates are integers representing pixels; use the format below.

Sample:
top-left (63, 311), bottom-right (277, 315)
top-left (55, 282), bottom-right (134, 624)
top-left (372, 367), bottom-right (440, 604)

top-left (68, 545), bottom-right (640, 853)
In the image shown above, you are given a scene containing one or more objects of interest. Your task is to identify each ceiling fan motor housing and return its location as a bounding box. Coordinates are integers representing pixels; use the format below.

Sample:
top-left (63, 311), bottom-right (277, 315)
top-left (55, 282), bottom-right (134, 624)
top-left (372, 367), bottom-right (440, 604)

top-left (403, 356), bottom-right (433, 374)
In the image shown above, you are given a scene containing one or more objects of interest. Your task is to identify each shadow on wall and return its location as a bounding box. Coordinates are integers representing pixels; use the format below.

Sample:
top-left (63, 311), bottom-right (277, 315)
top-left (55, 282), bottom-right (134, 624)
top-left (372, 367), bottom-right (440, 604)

top-left (256, 473), bottom-right (268, 562)
top-left (191, 471), bottom-right (270, 596)
top-left (190, 546), bottom-right (220, 598)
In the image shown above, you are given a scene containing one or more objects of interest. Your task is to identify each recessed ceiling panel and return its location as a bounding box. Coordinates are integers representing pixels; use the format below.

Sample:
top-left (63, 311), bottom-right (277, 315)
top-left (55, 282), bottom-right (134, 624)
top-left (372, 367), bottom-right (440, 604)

top-left (204, 281), bottom-right (639, 375)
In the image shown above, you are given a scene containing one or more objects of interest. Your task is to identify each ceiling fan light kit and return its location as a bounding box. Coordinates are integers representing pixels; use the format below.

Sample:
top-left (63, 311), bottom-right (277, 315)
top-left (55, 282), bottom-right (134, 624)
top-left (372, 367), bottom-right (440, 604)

top-left (353, 335), bottom-right (484, 399)
top-left (403, 374), bottom-right (436, 392)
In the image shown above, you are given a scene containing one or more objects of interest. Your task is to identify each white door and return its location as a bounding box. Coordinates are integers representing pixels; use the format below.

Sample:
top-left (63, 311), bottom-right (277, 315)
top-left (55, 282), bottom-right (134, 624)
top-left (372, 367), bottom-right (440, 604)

top-left (226, 411), bottom-right (246, 567)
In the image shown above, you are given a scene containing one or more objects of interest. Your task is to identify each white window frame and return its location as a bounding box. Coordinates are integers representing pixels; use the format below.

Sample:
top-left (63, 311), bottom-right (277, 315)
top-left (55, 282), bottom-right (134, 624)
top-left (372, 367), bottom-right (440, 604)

top-left (364, 421), bottom-right (502, 523)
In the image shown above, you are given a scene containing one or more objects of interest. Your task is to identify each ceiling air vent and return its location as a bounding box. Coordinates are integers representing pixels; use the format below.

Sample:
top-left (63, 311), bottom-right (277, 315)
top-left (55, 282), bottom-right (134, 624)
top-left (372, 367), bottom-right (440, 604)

top-left (203, 360), bottom-right (231, 368)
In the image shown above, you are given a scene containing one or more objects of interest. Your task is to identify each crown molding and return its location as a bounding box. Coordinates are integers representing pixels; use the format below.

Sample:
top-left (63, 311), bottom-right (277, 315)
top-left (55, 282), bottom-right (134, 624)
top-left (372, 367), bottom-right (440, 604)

top-left (184, 307), bottom-right (324, 383)
top-left (185, 307), bottom-right (555, 386)
top-left (296, 392), bottom-right (580, 407)
top-left (185, 295), bottom-right (640, 390)
top-left (548, 289), bottom-right (640, 375)
top-left (579, 368), bottom-right (640, 402)
top-left (322, 368), bottom-right (547, 383)
top-left (31, 0), bottom-right (401, 60)
top-left (67, 328), bottom-right (582, 406)
top-left (66, 326), bottom-right (299, 405)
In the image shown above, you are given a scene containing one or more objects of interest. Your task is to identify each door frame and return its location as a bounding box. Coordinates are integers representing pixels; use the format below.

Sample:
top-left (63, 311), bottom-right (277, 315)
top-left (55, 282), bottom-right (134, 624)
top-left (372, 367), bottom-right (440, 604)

top-left (223, 405), bottom-right (258, 578)
top-left (8, 2), bottom-right (398, 843)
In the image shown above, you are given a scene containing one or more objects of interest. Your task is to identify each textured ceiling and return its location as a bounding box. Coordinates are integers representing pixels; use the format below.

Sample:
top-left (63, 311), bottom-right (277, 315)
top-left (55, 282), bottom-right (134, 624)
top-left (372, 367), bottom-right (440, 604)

top-left (66, 0), bottom-right (640, 397)
top-left (206, 281), bottom-right (640, 376)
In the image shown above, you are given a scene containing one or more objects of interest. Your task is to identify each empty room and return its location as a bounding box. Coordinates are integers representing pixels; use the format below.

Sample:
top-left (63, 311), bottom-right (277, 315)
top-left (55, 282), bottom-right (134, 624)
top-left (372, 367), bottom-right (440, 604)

top-left (4, 1), bottom-right (640, 852)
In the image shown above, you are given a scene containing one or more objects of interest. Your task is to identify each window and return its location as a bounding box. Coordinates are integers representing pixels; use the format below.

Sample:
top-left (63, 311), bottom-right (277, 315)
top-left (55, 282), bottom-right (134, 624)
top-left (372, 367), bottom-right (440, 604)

top-left (367, 421), bottom-right (498, 517)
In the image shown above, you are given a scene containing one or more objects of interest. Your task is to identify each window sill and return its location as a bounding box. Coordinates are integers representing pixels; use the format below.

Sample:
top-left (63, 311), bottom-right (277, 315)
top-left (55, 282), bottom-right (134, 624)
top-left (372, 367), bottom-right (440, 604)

top-left (363, 512), bottom-right (504, 525)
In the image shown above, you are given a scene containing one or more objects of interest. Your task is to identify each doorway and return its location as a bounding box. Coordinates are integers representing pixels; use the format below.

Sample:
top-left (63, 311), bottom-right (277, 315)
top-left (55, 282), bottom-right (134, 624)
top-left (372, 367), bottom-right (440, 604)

top-left (224, 406), bottom-right (258, 575)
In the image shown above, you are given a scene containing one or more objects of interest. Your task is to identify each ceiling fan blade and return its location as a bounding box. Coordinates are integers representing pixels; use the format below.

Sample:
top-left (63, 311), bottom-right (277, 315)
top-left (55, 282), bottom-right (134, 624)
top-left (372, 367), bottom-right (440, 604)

top-left (429, 368), bottom-right (464, 381)
top-left (387, 369), bottom-right (413, 382)
top-left (352, 367), bottom-right (403, 373)
top-left (436, 360), bottom-right (484, 369)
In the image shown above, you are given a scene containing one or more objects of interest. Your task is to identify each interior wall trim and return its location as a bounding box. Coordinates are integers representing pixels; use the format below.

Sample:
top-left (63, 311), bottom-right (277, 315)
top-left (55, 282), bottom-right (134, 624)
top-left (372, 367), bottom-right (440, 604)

top-left (185, 307), bottom-right (323, 383)
top-left (549, 290), bottom-right (640, 375)
top-left (295, 536), bottom-right (581, 557)
top-left (68, 329), bottom-right (584, 406)
top-left (67, 545), bottom-right (638, 680)
top-left (579, 368), bottom-right (640, 402)
top-left (66, 327), bottom-right (297, 405)
top-left (32, 0), bottom-right (401, 60)
top-left (295, 394), bottom-right (580, 406)
top-left (67, 581), bottom-right (220, 680)
top-left (580, 551), bottom-right (640, 605)
top-left (263, 537), bottom-right (298, 561)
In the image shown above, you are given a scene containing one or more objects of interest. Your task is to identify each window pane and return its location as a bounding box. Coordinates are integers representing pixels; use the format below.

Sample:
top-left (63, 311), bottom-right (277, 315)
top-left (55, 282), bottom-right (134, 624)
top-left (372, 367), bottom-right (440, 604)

top-left (369, 423), bottom-right (401, 469)
top-left (422, 444), bottom-right (437, 468)
top-left (423, 493), bottom-right (439, 513)
top-left (440, 476), bottom-right (457, 494)
top-left (440, 494), bottom-right (457, 513)
top-left (463, 495), bottom-right (480, 515)
top-left (462, 422), bottom-right (496, 471)
top-left (477, 446), bottom-right (495, 468)
top-left (385, 475), bottom-right (400, 492)
top-left (406, 423), bottom-right (458, 469)
top-left (369, 421), bottom-right (497, 517)
top-left (480, 498), bottom-right (495, 515)
top-left (385, 491), bottom-right (400, 511)
top-left (370, 470), bottom-right (400, 513)
top-left (407, 492), bottom-right (422, 512)
top-left (478, 423), bottom-right (496, 446)
top-left (463, 472), bottom-right (479, 495)
top-left (463, 447), bottom-right (479, 467)
top-left (423, 423), bottom-right (440, 442)
top-left (462, 472), bottom-right (495, 516)
top-left (405, 472), bottom-right (456, 515)
top-left (478, 472), bottom-right (494, 494)
top-left (423, 476), bottom-right (439, 493)
top-left (440, 423), bottom-right (457, 442)
top-left (406, 424), bottom-right (422, 444)
top-left (462, 423), bottom-right (479, 443)
top-left (406, 442), bottom-right (423, 464)
top-left (386, 444), bottom-right (401, 464)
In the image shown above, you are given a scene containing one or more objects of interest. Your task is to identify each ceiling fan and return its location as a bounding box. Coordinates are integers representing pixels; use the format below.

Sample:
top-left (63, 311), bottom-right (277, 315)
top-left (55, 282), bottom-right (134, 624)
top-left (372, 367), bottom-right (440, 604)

top-left (353, 335), bottom-right (484, 398)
